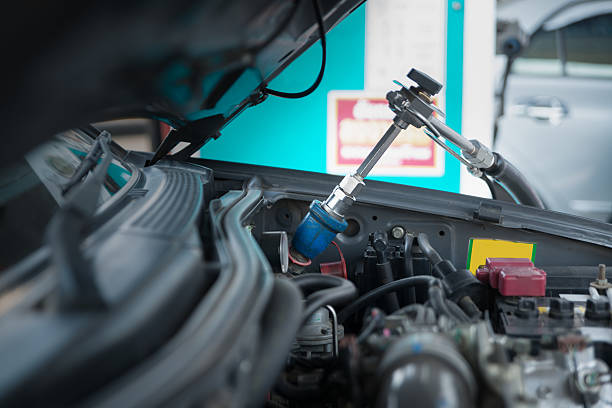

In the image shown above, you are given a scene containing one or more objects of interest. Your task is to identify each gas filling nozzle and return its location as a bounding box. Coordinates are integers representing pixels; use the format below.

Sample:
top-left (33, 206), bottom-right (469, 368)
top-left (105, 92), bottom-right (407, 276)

top-left (291, 69), bottom-right (443, 261)
top-left (291, 68), bottom-right (495, 261)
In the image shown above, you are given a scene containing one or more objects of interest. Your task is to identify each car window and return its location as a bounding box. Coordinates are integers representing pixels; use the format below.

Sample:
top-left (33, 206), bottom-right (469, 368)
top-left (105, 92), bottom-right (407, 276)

top-left (563, 13), bottom-right (612, 78)
top-left (511, 29), bottom-right (563, 76)
top-left (0, 130), bottom-right (132, 271)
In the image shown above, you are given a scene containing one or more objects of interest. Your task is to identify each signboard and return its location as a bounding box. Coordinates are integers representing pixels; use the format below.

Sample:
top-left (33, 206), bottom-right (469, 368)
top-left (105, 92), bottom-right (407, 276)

top-left (365, 0), bottom-right (446, 99)
top-left (326, 91), bottom-right (444, 176)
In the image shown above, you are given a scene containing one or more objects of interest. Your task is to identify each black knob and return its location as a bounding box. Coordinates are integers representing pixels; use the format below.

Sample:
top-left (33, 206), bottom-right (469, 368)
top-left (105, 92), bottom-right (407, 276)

top-left (371, 231), bottom-right (388, 263)
top-left (585, 299), bottom-right (611, 321)
top-left (549, 298), bottom-right (574, 320)
top-left (372, 231), bottom-right (388, 250)
top-left (407, 69), bottom-right (443, 96)
top-left (515, 298), bottom-right (539, 319)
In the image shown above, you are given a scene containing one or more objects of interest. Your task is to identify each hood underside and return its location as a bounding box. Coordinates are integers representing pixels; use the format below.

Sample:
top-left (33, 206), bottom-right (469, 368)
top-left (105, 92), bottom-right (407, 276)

top-left (3, 0), bottom-right (364, 164)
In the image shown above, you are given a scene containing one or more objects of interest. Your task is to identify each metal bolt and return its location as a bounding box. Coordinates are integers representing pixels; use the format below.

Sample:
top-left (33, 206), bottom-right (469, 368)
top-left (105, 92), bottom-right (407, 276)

top-left (598, 264), bottom-right (607, 282)
top-left (451, 1), bottom-right (462, 11)
top-left (391, 226), bottom-right (405, 239)
top-left (591, 264), bottom-right (611, 290)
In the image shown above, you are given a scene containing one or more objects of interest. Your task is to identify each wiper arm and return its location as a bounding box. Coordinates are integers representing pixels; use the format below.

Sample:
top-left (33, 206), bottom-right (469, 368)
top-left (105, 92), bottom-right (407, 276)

top-left (62, 130), bottom-right (112, 197)
top-left (61, 130), bottom-right (113, 217)
top-left (47, 130), bottom-right (113, 310)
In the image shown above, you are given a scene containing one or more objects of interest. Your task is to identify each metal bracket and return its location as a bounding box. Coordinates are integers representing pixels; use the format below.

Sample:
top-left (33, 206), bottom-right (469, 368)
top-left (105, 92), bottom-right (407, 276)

top-left (324, 304), bottom-right (339, 358)
top-left (146, 114), bottom-right (225, 166)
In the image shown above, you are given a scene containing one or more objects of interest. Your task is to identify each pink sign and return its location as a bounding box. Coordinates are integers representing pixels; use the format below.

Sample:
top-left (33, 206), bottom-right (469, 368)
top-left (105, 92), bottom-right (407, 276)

top-left (327, 91), bottom-right (443, 176)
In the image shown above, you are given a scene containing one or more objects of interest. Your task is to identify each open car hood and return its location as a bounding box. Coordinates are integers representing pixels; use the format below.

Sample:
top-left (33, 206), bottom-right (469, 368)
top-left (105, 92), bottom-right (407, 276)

top-left (3, 0), bottom-right (364, 164)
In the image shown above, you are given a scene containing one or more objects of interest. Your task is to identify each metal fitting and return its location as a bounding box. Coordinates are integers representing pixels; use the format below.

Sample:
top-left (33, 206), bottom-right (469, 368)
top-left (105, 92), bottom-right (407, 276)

top-left (323, 186), bottom-right (355, 219)
top-left (338, 173), bottom-right (365, 197)
top-left (468, 166), bottom-right (483, 178)
top-left (463, 140), bottom-right (495, 169)
top-left (391, 226), bottom-right (405, 239)
top-left (591, 264), bottom-right (611, 290)
top-left (322, 173), bottom-right (365, 219)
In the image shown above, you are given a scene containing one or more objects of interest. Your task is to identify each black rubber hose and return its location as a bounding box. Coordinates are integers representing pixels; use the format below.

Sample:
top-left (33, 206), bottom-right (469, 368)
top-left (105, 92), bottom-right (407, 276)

top-left (292, 273), bottom-right (348, 294)
top-left (292, 274), bottom-right (358, 324)
top-left (402, 234), bottom-right (416, 304)
top-left (485, 153), bottom-right (545, 209)
top-left (459, 296), bottom-right (481, 320)
top-left (480, 174), bottom-right (497, 200)
top-left (428, 285), bottom-right (459, 323)
top-left (376, 262), bottom-right (400, 313)
top-left (445, 299), bottom-right (471, 323)
top-left (356, 308), bottom-right (385, 343)
top-left (416, 233), bottom-right (445, 278)
top-left (247, 279), bottom-right (304, 407)
top-left (338, 276), bottom-right (439, 323)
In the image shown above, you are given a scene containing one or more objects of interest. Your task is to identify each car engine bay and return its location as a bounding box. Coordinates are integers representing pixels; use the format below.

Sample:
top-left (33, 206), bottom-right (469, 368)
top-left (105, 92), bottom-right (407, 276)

top-left (3, 1), bottom-right (612, 407)
top-left (252, 193), bottom-right (611, 408)
top-left (1, 140), bottom-right (611, 407)
top-left (192, 156), bottom-right (612, 408)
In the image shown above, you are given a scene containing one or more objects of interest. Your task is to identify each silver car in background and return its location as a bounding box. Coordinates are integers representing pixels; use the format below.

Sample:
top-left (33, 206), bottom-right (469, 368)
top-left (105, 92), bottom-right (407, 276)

top-left (495, 0), bottom-right (612, 222)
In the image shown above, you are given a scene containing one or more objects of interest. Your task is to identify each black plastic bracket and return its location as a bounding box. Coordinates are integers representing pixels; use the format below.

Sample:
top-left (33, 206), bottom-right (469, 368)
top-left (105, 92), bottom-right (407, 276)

top-left (146, 114), bottom-right (225, 166)
top-left (474, 202), bottom-right (503, 223)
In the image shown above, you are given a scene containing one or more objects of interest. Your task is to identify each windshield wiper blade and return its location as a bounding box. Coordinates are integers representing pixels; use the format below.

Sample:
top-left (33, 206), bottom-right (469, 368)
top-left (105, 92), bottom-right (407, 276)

top-left (62, 130), bottom-right (112, 196)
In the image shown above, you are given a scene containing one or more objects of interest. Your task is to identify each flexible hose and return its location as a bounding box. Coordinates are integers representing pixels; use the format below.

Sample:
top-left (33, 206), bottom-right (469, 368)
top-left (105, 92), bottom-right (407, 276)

top-left (485, 153), bottom-right (545, 209)
top-left (402, 234), bottom-right (416, 304)
top-left (376, 263), bottom-right (400, 312)
top-left (338, 276), bottom-right (440, 323)
top-left (459, 296), bottom-right (481, 320)
top-left (247, 279), bottom-right (304, 407)
top-left (292, 274), bottom-right (358, 324)
top-left (428, 285), bottom-right (459, 323)
top-left (445, 299), bottom-right (471, 323)
top-left (416, 233), bottom-right (444, 277)
top-left (356, 312), bottom-right (381, 343)
top-left (480, 174), bottom-right (498, 200)
top-left (293, 273), bottom-right (349, 294)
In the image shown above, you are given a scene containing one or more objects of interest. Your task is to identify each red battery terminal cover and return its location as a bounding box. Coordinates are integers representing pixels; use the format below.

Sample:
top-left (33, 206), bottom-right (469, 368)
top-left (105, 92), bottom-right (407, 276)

top-left (476, 258), bottom-right (546, 297)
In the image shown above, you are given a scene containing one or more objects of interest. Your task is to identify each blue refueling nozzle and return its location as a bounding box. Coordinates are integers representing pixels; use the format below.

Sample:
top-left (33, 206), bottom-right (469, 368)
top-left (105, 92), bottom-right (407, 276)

top-left (290, 69), bottom-right (442, 261)
top-left (291, 68), bottom-right (490, 261)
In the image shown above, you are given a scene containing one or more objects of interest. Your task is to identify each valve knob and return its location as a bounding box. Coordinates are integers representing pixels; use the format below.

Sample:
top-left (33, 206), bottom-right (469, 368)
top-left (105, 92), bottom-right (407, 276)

top-left (407, 68), bottom-right (442, 96)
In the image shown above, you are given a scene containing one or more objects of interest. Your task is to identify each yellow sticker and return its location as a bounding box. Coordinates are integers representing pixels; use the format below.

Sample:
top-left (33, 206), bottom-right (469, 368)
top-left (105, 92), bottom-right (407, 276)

top-left (466, 238), bottom-right (536, 274)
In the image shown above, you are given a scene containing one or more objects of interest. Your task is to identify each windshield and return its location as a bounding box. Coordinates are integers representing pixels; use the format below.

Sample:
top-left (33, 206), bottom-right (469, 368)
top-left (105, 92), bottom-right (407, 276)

top-left (0, 129), bottom-right (132, 271)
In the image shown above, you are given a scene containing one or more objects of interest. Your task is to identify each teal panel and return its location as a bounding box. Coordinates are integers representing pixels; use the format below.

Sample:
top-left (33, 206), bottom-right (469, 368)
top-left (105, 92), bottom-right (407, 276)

top-left (200, 3), bottom-right (464, 193)
top-left (200, 6), bottom-right (366, 173)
